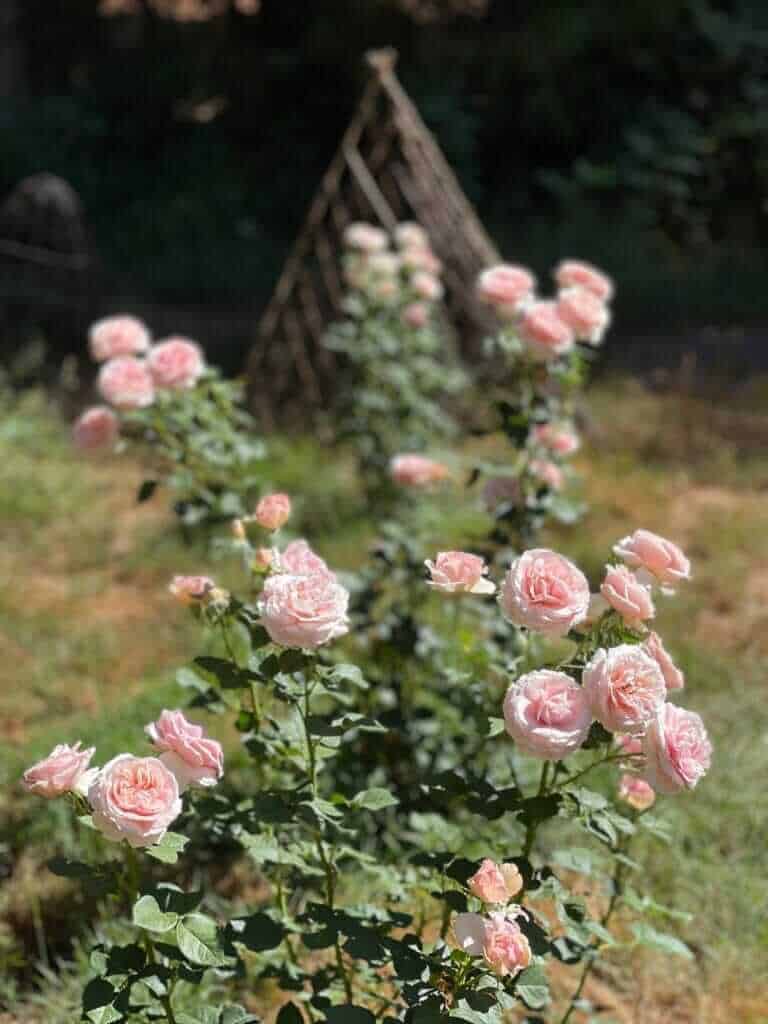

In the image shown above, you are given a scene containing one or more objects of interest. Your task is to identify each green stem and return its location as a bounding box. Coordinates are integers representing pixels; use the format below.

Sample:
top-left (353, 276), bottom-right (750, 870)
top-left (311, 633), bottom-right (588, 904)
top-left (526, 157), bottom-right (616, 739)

top-left (144, 932), bottom-right (178, 1024)
top-left (554, 752), bottom-right (639, 791)
top-left (522, 760), bottom-right (551, 862)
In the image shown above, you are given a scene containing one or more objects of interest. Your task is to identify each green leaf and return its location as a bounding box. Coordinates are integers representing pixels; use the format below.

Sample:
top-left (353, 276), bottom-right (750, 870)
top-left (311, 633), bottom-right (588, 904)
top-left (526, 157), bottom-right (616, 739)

top-left (132, 895), bottom-right (179, 933)
top-left (137, 479), bottom-right (159, 503)
top-left (230, 911), bottom-right (285, 952)
top-left (146, 831), bottom-right (189, 864)
top-left (324, 1007), bottom-right (376, 1024)
top-left (220, 1007), bottom-right (261, 1024)
top-left (631, 923), bottom-right (693, 959)
top-left (515, 963), bottom-right (550, 1009)
top-left (86, 1006), bottom-right (123, 1024)
top-left (277, 1002), bottom-right (305, 1024)
top-left (82, 978), bottom-right (115, 1012)
top-left (155, 883), bottom-right (203, 915)
top-left (551, 848), bottom-right (594, 875)
top-left (176, 913), bottom-right (225, 967)
top-left (352, 788), bottom-right (399, 812)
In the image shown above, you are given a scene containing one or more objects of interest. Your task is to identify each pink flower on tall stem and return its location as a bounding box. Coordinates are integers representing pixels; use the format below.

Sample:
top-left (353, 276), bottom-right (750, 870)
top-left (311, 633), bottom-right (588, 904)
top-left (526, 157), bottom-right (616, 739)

top-left (89, 754), bottom-right (182, 847)
top-left (254, 493), bottom-right (292, 532)
top-left (582, 645), bottom-right (666, 733)
top-left (98, 357), bottom-right (155, 410)
top-left (89, 315), bottom-right (150, 362)
top-left (476, 264), bottom-right (535, 317)
top-left (72, 406), bottom-right (119, 450)
top-left (503, 670), bottom-right (592, 759)
top-left (600, 564), bottom-right (655, 627)
top-left (518, 302), bottom-right (574, 361)
top-left (147, 337), bottom-right (205, 390)
top-left (555, 260), bottom-right (614, 302)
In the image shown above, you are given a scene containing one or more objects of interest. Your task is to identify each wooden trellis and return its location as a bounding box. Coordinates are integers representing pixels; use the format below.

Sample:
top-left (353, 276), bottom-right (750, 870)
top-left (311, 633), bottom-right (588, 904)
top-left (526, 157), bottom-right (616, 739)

top-left (247, 48), bottom-right (500, 424)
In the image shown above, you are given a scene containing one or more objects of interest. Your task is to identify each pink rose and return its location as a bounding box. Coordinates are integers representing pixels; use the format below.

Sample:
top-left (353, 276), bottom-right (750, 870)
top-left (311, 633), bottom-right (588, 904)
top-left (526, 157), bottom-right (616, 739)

top-left (169, 575), bottom-right (216, 605)
top-left (401, 247), bottom-right (442, 275)
top-left (643, 703), bottom-right (712, 795)
top-left (89, 754), bottom-right (182, 847)
top-left (532, 423), bottom-right (580, 456)
top-left (72, 406), bottom-right (119, 451)
top-left (582, 645), bottom-right (666, 733)
top-left (394, 222), bottom-right (429, 250)
top-left (146, 709), bottom-right (223, 791)
top-left (411, 272), bottom-right (443, 302)
top-left (390, 454), bottom-right (449, 488)
top-left (613, 529), bottom-right (691, 591)
top-left (454, 912), bottom-right (531, 978)
top-left (556, 286), bottom-right (611, 345)
top-left (518, 301), bottom-right (574, 361)
top-left (500, 548), bottom-right (590, 637)
top-left (22, 742), bottom-right (96, 799)
top-left (530, 458), bottom-right (564, 491)
top-left (555, 260), bottom-right (614, 302)
top-left (476, 264), bottom-right (536, 317)
top-left (482, 476), bottom-right (521, 513)
top-left (278, 539), bottom-right (334, 579)
top-left (618, 774), bottom-right (656, 811)
top-left (617, 733), bottom-right (644, 760)
top-left (643, 631), bottom-right (684, 691)
top-left (503, 669), bottom-right (592, 759)
top-left (89, 315), bottom-right (150, 362)
top-left (147, 338), bottom-right (205, 390)
top-left (254, 493), bottom-right (292, 532)
top-left (98, 356), bottom-right (155, 410)
top-left (600, 564), bottom-right (655, 627)
top-left (425, 551), bottom-right (496, 595)
top-left (402, 302), bottom-right (430, 329)
top-left (344, 222), bottom-right (388, 253)
top-left (468, 860), bottom-right (509, 904)
top-left (258, 573), bottom-right (349, 648)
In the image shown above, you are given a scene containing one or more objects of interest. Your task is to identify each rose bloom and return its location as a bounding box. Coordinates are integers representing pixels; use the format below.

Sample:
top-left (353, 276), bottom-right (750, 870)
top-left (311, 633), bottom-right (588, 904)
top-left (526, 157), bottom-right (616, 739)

top-left (504, 669), bottom-right (592, 759)
top-left (618, 773), bottom-right (656, 811)
top-left (643, 631), bottom-right (685, 691)
top-left (530, 458), bottom-right (564, 492)
top-left (22, 742), bottom-right (96, 799)
top-left (500, 548), bottom-right (590, 637)
top-left (454, 912), bottom-right (531, 978)
top-left (643, 702), bottom-right (712, 795)
top-left (278, 538), bottom-right (334, 579)
top-left (367, 251), bottom-right (401, 277)
top-left (259, 573), bottom-right (349, 648)
top-left (468, 859), bottom-right (523, 904)
top-left (254, 492), bottom-right (292, 531)
top-left (600, 564), bottom-right (656, 627)
top-left (344, 221), bottom-right (389, 253)
top-left (557, 286), bottom-right (611, 345)
top-left (98, 356), bottom-right (155, 410)
top-left (476, 264), bottom-right (535, 317)
top-left (147, 337), bottom-right (205, 390)
top-left (411, 271), bottom-right (443, 302)
top-left (390, 454), bottom-right (449, 488)
top-left (401, 246), bottom-right (442, 275)
top-left (613, 529), bottom-right (691, 591)
top-left (425, 551), bottom-right (496, 595)
top-left (72, 406), bottom-right (119, 451)
top-left (482, 476), bottom-right (521, 513)
top-left (89, 314), bottom-right (150, 362)
top-left (582, 645), bottom-right (666, 733)
top-left (89, 754), bottom-right (182, 848)
top-left (146, 709), bottom-right (223, 791)
top-left (518, 301), bottom-right (575, 361)
top-left (555, 259), bottom-right (614, 302)
top-left (169, 574), bottom-right (216, 605)
top-left (402, 302), bottom-right (430, 329)
top-left (532, 423), bottom-right (580, 456)
top-left (394, 222), bottom-right (429, 250)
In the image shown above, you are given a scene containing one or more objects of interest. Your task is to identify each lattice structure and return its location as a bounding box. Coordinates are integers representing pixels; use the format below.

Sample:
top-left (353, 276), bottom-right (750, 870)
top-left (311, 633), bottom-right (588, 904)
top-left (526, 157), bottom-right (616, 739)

top-left (247, 49), bottom-right (500, 424)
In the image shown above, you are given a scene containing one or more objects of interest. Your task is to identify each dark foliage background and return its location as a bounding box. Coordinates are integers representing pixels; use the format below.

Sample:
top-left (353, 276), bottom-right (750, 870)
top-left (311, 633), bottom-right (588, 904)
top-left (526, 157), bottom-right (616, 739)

top-left (1, 0), bottom-right (767, 350)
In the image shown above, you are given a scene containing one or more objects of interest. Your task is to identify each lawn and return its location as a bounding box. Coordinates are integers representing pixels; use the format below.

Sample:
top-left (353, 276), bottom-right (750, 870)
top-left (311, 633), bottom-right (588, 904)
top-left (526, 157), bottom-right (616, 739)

top-left (1, 379), bottom-right (767, 1023)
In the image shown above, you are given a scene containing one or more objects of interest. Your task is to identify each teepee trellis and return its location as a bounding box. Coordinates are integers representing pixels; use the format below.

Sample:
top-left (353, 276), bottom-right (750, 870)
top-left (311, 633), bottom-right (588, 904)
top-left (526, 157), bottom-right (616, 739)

top-left (247, 48), bottom-right (499, 425)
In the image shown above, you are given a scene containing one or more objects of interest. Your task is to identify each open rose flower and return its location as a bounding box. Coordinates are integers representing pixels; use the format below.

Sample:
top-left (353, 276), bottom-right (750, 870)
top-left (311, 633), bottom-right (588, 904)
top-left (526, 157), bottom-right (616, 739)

top-left (394, 222), bottom-right (429, 250)
top-left (89, 754), bottom-right (182, 847)
top-left (411, 271), bottom-right (443, 302)
top-left (146, 709), bottom-right (223, 791)
top-left (72, 406), bottom-right (119, 451)
top-left (402, 302), bottom-right (429, 329)
top-left (98, 356), bottom-right (155, 410)
top-left (89, 315), bottom-right (150, 362)
top-left (643, 703), bottom-right (712, 795)
top-left (530, 458), bottom-right (564, 491)
top-left (500, 548), bottom-right (590, 637)
top-left (169, 575), bottom-right (216, 605)
top-left (532, 423), bottom-right (580, 456)
top-left (390, 454), bottom-right (449, 488)
top-left (583, 645), bottom-right (666, 733)
top-left (644, 631), bottom-right (685, 691)
top-left (454, 912), bottom-right (531, 978)
top-left (503, 670), bottom-right (592, 759)
top-left (22, 742), bottom-right (96, 799)
top-left (557, 286), bottom-right (611, 345)
top-left (618, 774), bottom-right (656, 811)
top-left (476, 264), bottom-right (536, 317)
top-left (601, 564), bottom-right (656, 627)
top-left (254, 493), bottom-right (292, 531)
top-left (518, 301), bottom-right (575, 361)
top-left (147, 337), bottom-right (205, 390)
top-left (258, 573), bottom-right (349, 648)
top-left (344, 222), bottom-right (388, 253)
top-left (555, 259), bottom-right (614, 302)
top-left (613, 529), bottom-right (691, 591)
top-left (425, 551), bottom-right (496, 595)
top-left (278, 539), bottom-right (334, 579)
top-left (468, 860), bottom-right (523, 904)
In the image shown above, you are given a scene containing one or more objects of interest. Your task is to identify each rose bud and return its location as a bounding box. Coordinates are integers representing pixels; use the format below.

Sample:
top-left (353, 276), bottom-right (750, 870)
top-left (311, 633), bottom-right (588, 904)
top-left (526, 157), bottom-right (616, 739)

top-left (254, 493), bottom-right (292, 532)
top-left (73, 406), bottom-right (119, 451)
top-left (618, 773), bottom-right (656, 811)
top-left (468, 859), bottom-right (523, 904)
top-left (146, 709), bottom-right (223, 792)
top-left (613, 529), bottom-right (691, 592)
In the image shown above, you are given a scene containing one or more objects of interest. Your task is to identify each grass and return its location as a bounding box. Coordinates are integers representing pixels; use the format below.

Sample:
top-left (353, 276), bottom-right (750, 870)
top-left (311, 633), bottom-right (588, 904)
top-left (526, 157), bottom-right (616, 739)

top-left (1, 380), bottom-right (767, 1022)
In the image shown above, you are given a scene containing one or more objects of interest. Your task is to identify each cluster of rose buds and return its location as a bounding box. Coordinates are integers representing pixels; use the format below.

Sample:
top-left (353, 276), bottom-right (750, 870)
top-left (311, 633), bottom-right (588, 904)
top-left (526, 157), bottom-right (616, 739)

top-left (424, 530), bottom-right (712, 801)
top-left (73, 315), bottom-right (206, 450)
top-left (342, 220), bottom-right (444, 327)
top-left (22, 709), bottom-right (223, 848)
